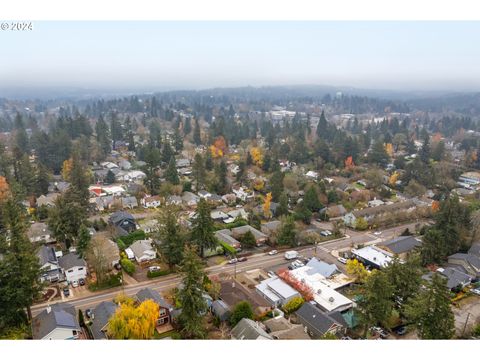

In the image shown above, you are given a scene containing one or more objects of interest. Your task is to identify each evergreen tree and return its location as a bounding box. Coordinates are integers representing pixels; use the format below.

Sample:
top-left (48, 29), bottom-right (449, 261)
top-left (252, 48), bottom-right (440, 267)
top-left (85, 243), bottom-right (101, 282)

top-left (419, 132), bottom-right (430, 164)
top-left (65, 152), bottom-right (90, 209)
top-left (191, 199), bottom-right (217, 258)
top-left (178, 246), bottom-right (207, 339)
top-left (0, 197), bottom-right (42, 329)
top-left (48, 194), bottom-right (86, 249)
top-left (383, 256), bottom-right (422, 310)
top-left (193, 118), bottom-right (201, 145)
top-left (161, 140), bottom-right (174, 164)
top-left (368, 139), bottom-right (389, 166)
top-left (277, 216), bottom-right (297, 247)
top-left (127, 131), bottom-right (136, 152)
top-left (77, 224), bottom-right (91, 259)
top-left (316, 110), bottom-right (328, 139)
top-left (215, 160), bottom-right (228, 195)
top-left (184, 117), bottom-right (192, 136)
top-left (277, 192), bottom-right (289, 217)
top-left (205, 151), bottom-right (213, 171)
top-left (230, 301), bottom-right (254, 327)
top-left (165, 158), bottom-right (180, 185)
top-left (157, 207), bottom-right (185, 268)
top-left (142, 145), bottom-right (161, 195)
top-left (34, 163), bottom-right (50, 197)
top-left (105, 169), bottom-right (116, 185)
top-left (240, 231), bottom-right (256, 248)
top-left (405, 274), bottom-right (454, 339)
top-left (95, 115), bottom-right (111, 156)
top-left (303, 185), bottom-right (323, 212)
top-left (192, 154), bottom-right (206, 190)
top-left (270, 169), bottom-right (285, 202)
top-left (294, 201), bottom-right (312, 225)
top-left (173, 128), bottom-right (184, 152)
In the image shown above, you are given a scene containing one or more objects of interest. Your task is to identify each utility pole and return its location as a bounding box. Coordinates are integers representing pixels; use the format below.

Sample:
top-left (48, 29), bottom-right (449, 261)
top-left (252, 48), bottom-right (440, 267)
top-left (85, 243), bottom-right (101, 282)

top-left (462, 312), bottom-right (471, 337)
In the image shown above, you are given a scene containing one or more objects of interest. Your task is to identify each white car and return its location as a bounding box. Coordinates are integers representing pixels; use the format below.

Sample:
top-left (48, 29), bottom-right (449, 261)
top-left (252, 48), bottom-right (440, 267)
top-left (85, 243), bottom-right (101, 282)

top-left (228, 258), bottom-right (238, 264)
top-left (373, 231), bottom-right (382, 236)
top-left (71, 280), bottom-right (79, 288)
top-left (471, 288), bottom-right (480, 295)
top-left (149, 266), bottom-right (161, 272)
top-left (338, 257), bottom-right (348, 264)
top-left (268, 250), bottom-right (278, 255)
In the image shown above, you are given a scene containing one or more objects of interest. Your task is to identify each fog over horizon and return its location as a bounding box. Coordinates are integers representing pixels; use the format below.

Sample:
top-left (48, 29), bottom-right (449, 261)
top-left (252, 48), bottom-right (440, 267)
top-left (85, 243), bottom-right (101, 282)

top-left (2, 21), bottom-right (480, 96)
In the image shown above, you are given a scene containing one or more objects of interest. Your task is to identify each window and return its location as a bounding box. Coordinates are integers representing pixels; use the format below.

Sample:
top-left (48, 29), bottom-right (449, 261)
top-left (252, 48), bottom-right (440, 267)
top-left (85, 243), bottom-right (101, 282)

top-left (68, 270), bottom-right (73, 273)
top-left (159, 308), bottom-right (166, 316)
top-left (78, 267), bottom-right (84, 271)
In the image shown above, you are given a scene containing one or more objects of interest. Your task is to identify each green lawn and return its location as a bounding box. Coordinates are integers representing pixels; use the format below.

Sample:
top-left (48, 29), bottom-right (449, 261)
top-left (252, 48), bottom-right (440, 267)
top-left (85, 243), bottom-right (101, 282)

top-left (153, 329), bottom-right (182, 339)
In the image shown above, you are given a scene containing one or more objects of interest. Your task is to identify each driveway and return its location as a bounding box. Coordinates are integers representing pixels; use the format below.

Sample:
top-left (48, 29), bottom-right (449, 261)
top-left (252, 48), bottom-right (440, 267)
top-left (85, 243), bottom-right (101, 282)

top-left (453, 295), bottom-right (480, 337)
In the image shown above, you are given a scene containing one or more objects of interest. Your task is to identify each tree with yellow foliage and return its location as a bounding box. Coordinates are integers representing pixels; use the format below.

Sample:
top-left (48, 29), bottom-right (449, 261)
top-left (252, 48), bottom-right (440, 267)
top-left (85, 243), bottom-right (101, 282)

top-left (388, 171), bottom-right (399, 186)
top-left (384, 143), bottom-right (394, 158)
top-left (210, 136), bottom-right (227, 158)
top-left (253, 178), bottom-right (264, 191)
top-left (346, 258), bottom-right (370, 283)
top-left (250, 147), bottom-right (263, 167)
top-left (0, 176), bottom-right (10, 202)
top-left (61, 158), bottom-right (73, 181)
top-left (107, 299), bottom-right (159, 339)
top-left (263, 192), bottom-right (272, 218)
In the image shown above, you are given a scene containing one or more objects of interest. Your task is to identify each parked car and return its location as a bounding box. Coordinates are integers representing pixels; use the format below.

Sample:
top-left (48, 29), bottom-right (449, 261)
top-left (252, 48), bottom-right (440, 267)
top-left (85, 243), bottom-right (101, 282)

top-left (267, 271), bottom-right (276, 277)
top-left (149, 266), bottom-right (161, 272)
top-left (79, 278), bottom-right (85, 286)
top-left (320, 231), bottom-right (330, 237)
top-left (337, 257), bottom-right (348, 264)
top-left (71, 280), bottom-right (79, 288)
top-left (341, 336), bottom-right (352, 340)
top-left (63, 287), bottom-right (70, 297)
top-left (371, 327), bottom-right (389, 339)
top-left (85, 308), bottom-right (93, 319)
top-left (114, 263), bottom-right (122, 271)
top-left (470, 288), bottom-right (480, 295)
top-left (373, 231), bottom-right (382, 236)
top-left (237, 257), bottom-right (247, 262)
top-left (395, 326), bottom-right (407, 336)
top-left (228, 258), bottom-right (238, 264)
top-left (268, 250), bottom-right (278, 255)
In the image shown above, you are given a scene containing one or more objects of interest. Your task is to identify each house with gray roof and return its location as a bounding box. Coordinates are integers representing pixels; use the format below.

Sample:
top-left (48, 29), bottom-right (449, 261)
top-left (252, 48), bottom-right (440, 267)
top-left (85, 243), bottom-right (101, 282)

top-left (91, 301), bottom-right (118, 339)
top-left (261, 220), bottom-right (281, 236)
top-left (135, 288), bottom-right (173, 327)
top-left (37, 245), bottom-right (63, 283)
top-left (28, 222), bottom-right (54, 244)
top-left (211, 300), bottom-right (231, 322)
top-left (231, 318), bottom-right (273, 340)
top-left (379, 236), bottom-right (422, 259)
top-left (295, 302), bottom-right (345, 338)
top-left (32, 303), bottom-right (81, 340)
top-left (304, 258), bottom-right (339, 278)
top-left (447, 252), bottom-right (480, 278)
top-left (128, 240), bottom-right (156, 263)
top-left (427, 267), bottom-right (474, 290)
top-left (58, 253), bottom-right (87, 283)
top-left (256, 276), bottom-right (300, 307)
top-left (109, 211), bottom-right (137, 236)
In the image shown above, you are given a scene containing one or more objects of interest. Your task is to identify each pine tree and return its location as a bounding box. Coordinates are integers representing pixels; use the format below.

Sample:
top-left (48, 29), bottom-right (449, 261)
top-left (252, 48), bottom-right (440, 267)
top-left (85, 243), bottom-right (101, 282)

top-left (270, 169), bottom-right (285, 202)
top-left (368, 139), bottom-right (389, 166)
top-left (165, 158), bottom-right (180, 185)
top-left (316, 110), bottom-right (328, 139)
top-left (192, 154), bottom-right (206, 190)
top-left (77, 224), bottom-right (91, 259)
top-left (277, 192), bottom-right (289, 216)
top-left (405, 274), bottom-right (454, 339)
top-left (34, 163), bottom-right (50, 197)
top-left (0, 197), bottom-right (42, 328)
top-left (184, 117), bottom-right (192, 135)
top-left (191, 199), bottom-right (217, 258)
top-left (95, 116), bottom-right (112, 156)
top-left (161, 140), bottom-right (174, 164)
top-left (205, 151), bottom-right (213, 171)
top-left (157, 207), bottom-right (185, 267)
top-left (142, 145), bottom-right (161, 195)
top-left (303, 186), bottom-right (323, 212)
top-left (230, 301), bottom-right (254, 326)
top-left (48, 194), bottom-right (86, 249)
top-left (173, 128), bottom-right (183, 152)
top-left (178, 246), bottom-right (207, 339)
top-left (65, 152), bottom-right (90, 209)
top-left (105, 169), bottom-right (116, 184)
top-left (215, 160), bottom-right (228, 195)
top-left (193, 118), bottom-right (201, 145)
top-left (277, 216), bottom-right (297, 247)
top-left (240, 230), bottom-right (256, 248)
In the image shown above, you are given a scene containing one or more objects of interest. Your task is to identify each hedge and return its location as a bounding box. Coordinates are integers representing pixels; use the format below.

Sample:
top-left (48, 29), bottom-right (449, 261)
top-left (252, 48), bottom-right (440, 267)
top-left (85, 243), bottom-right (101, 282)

top-left (147, 269), bottom-right (172, 278)
top-left (88, 273), bottom-right (122, 291)
top-left (120, 258), bottom-right (136, 275)
top-left (117, 230), bottom-right (146, 248)
top-left (219, 240), bottom-right (237, 255)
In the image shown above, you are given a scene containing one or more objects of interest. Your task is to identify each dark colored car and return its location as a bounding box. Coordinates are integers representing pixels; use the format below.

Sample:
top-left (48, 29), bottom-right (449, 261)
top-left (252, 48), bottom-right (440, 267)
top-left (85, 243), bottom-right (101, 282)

top-left (237, 257), bottom-right (247, 262)
top-left (395, 326), bottom-right (407, 336)
top-left (85, 309), bottom-right (93, 319)
top-left (114, 263), bottom-right (122, 271)
top-left (63, 287), bottom-right (70, 297)
top-left (79, 278), bottom-right (85, 286)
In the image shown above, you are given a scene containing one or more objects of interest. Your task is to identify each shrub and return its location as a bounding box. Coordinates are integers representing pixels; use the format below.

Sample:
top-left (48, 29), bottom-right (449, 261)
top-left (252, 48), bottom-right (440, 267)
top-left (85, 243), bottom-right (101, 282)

top-left (120, 258), bottom-right (136, 275)
top-left (147, 269), bottom-right (171, 278)
top-left (88, 273), bottom-right (122, 291)
top-left (117, 230), bottom-right (146, 247)
top-left (282, 297), bottom-right (305, 314)
top-left (354, 217), bottom-right (368, 231)
top-left (230, 301), bottom-right (254, 327)
top-left (219, 240), bottom-right (237, 255)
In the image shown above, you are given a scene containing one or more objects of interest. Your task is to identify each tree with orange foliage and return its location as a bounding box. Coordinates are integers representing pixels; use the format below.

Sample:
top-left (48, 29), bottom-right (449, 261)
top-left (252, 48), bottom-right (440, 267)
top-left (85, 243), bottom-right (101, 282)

top-left (263, 192), bottom-right (272, 218)
top-left (344, 156), bottom-right (355, 169)
top-left (431, 201), bottom-right (440, 212)
top-left (277, 269), bottom-right (313, 301)
top-left (209, 136), bottom-right (227, 158)
top-left (250, 147), bottom-right (263, 167)
top-left (389, 171), bottom-right (399, 186)
top-left (384, 143), bottom-right (394, 158)
top-left (0, 176), bottom-right (9, 202)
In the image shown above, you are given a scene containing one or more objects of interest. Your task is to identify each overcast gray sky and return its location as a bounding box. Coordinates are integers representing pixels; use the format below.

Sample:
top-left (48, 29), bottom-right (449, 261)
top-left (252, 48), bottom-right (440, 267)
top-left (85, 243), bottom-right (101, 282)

top-left (1, 21), bottom-right (480, 92)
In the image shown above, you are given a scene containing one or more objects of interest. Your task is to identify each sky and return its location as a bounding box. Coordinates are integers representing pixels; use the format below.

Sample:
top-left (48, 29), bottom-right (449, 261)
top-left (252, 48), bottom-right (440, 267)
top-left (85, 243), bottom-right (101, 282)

top-left (1, 21), bottom-right (480, 93)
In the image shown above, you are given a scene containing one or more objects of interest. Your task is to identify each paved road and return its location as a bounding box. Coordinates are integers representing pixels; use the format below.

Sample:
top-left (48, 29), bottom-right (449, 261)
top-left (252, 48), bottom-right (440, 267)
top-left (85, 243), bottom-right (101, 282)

top-left (32, 221), bottom-right (423, 317)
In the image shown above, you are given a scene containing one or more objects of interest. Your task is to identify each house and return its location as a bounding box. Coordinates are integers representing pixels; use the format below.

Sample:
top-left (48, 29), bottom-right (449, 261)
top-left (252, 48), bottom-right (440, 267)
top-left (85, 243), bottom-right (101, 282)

top-left (215, 229), bottom-right (242, 250)
top-left (142, 195), bottom-right (162, 208)
top-left (59, 253), bottom-right (87, 283)
top-left (36, 193), bottom-right (59, 207)
top-left (458, 171), bottom-right (480, 190)
top-left (295, 302), bottom-right (345, 338)
top-left (343, 200), bottom-right (417, 227)
top-left (231, 318), bottom-right (273, 340)
top-left (101, 161), bottom-right (119, 170)
top-left (227, 208), bottom-right (249, 221)
top-left (102, 185), bottom-right (126, 196)
top-left (211, 210), bottom-right (230, 221)
top-left (351, 245), bottom-right (394, 269)
top-left (32, 303), bottom-right (81, 340)
top-left (37, 245), bottom-right (62, 283)
top-left (118, 159), bottom-right (132, 170)
top-left (176, 158), bottom-right (190, 168)
top-left (109, 211), bottom-right (137, 236)
top-left (255, 276), bottom-right (300, 307)
top-left (182, 192), bottom-right (200, 207)
top-left (230, 225), bottom-right (268, 246)
top-left (128, 239), bottom-right (156, 263)
top-left (121, 196), bottom-right (138, 209)
top-left (211, 300), bottom-right (231, 322)
top-left (426, 267), bottom-right (474, 290)
top-left (166, 195), bottom-right (182, 206)
top-left (138, 219), bottom-right (160, 234)
top-left (304, 258), bottom-right (339, 278)
top-left (263, 316), bottom-right (311, 340)
top-left (447, 251), bottom-right (480, 278)
top-left (135, 288), bottom-right (173, 328)
top-left (368, 198), bottom-right (385, 207)
top-left (122, 170), bottom-right (147, 182)
top-left (325, 205), bottom-right (347, 219)
top-left (232, 186), bottom-right (254, 202)
top-left (222, 193), bottom-right (237, 205)
top-left (379, 236), bottom-right (422, 259)
top-left (261, 220), bottom-right (281, 236)
top-left (28, 222), bottom-right (54, 243)
top-left (305, 170), bottom-right (319, 180)
top-left (91, 301), bottom-right (118, 339)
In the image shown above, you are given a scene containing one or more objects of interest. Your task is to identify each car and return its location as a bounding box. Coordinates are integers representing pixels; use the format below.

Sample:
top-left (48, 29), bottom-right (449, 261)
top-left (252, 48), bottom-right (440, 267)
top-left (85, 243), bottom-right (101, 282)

top-left (373, 231), bottom-right (382, 236)
top-left (470, 288), bottom-right (480, 295)
top-left (237, 257), bottom-right (247, 262)
top-left (228, 258), bottom-right (238, 264)
top-left (320, 231), bottom-right (330, 237)
top-left (395, 326), bottom-right (407, 336)
top-left (338, 257), bottom-right (348, 264)
top-left (149, 266), bottom-right (161, 272)
top-left (85, 309), bottom-right (93, 319)
top-left (371, 327), bottom-right (389, 339)
top-left (71, 280), bottom-right (79, 288)
top-left (63, 287), bottom-right (70, 297)
top-left (267, 271), bottom-right (276, 278)
top-left (114, 262), bottom-right (122, 271)
top-left (268, 250), bottom-right (278, 255)
top-left (341, 336), bottom-right (352, 340)
top-left (79, 278), bottom-right (85, 286)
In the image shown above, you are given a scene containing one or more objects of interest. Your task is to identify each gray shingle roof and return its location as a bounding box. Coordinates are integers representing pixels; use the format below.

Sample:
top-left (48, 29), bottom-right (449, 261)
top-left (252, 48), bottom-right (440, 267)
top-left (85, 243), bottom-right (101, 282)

top-left (380, 236), bottom-right (422, 254)
top-left (231, 318), bottom-right (273, 340)
top-left (305, 258), bottom-right (338, 278)
top-left (469, 242), bottom-right (480, 257)
top-left (58, 253), bottom-right (86, 270)
top-left (32, 303), bottom-right (79, 339)
top-left (91, 301), bottom-right (118, 339)
top-left (211, 300), bottom-right (231, 321)
top-left (109, 211), bottom-right (135, 226)
top-left (36, 245), bottom-right (57, 266)
top-left (295, 302), bottom-right (342, 336)
top-left (135, 288), bottom-right (171, 310)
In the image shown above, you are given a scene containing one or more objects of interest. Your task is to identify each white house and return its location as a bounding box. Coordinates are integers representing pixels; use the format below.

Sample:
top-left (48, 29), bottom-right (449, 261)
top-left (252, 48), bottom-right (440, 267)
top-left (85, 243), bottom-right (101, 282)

top-left (32, 303), bottom-right (81, 340)
top-left (255, 276), bottom-right (300, 307)
top-left (28, 222), bottom-right (54, 243)
top-left (142, 195), bottom-right (162, 208)
top-left (58, 253), bottom-right (87, 283)
top-left (128, 239), bottom-right (156, 263)
top-left (305, 171), bottom-right (319, 180)
top-left (36, 245), bottom-right (62, 283)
